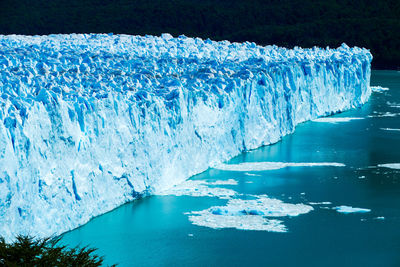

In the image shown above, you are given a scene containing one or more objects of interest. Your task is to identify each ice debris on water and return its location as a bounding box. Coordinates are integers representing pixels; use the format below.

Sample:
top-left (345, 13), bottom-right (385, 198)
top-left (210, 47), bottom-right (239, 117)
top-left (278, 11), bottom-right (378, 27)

top-left (371, 86), bottom-right (389, 92)
top-left (377, 163), bottom-right (400, 169)
top-left (380, 128), bottom-right (400, 132)
top-left (187, 195), bottom-right (313, 232)
top-left (215, 162), bottom-right (345, 171)
top-left (158, 179), bottom-right (237, 199)
top-left (308, 202), bottom-right (332, 205)
top-left (334, 206), bottom-right (371, 213)
top-left (312, 117), bottom-right (364, 123)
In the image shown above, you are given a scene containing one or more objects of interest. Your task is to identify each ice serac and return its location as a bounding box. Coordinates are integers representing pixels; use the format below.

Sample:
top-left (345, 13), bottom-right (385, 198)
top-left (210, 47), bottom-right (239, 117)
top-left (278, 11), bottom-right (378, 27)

top-left (0, 33), bottom-right (372, 240)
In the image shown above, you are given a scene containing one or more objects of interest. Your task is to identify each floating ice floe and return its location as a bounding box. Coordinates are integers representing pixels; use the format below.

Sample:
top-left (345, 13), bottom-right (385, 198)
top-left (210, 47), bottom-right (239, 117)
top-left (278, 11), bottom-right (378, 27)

top-left (215, 162), bottom-right (345, 171)
top-left (158, 179), bottom-right (237, 199)
top-left (207, 179), bottom-right (238, 185)
top-left (312, 117), bottom-right (364, 123)
top-left (386, 101), bottom-right (400, 108)
top-left (308, 202), bottom-right (332, 205)
top-left (368, 112), bottom-right (400, 118)
top-left (371, 86), bottom-right (389, 92)
top-left (387, 101), bottom-right (400, 107)
top-left (244, 172), bottom-right (262, 177)
top-left (377, 163), bottom-right (400, 170)
top-left (380, 128), bottom-right (400, 132)
top-left (334, 206), bottom-right (371, 213)
top-left (187, 195), bottom-right (313, 232)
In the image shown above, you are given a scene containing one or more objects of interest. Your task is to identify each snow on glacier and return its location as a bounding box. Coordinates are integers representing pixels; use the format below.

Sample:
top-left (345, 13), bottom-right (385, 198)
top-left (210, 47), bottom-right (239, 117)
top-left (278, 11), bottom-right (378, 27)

top-left (0, 33), bottom-right (372, 241)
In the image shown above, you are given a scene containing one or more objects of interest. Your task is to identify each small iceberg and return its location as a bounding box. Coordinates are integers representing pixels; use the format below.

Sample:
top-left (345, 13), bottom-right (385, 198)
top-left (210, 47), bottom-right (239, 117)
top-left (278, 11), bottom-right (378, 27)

top-left (377, 163), bottom-right (400, 170)
top-left (312, 117), bottom-right (364, 123)
top-left (380, 128), bottom-right (400, 132)
top-left (187, 195), bottom-right (313, 232)
top-left (334, 206), bottom-right (371, 213)
top-left (371, 86), bottom-right (389, 92)
top-left (215, 162), bottom-right (345, 171)
top-left (207, 179), bottom-right (238, 185)
top-left (308, 202), bottom-right (332, 205)
top-left (368, 112), bottom-right (399, 118)
top-left (158, 179), bottom-right (237, 199)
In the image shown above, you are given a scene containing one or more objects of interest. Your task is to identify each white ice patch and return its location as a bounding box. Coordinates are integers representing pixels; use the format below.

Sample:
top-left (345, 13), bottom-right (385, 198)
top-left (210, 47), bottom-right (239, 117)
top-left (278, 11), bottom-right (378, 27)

top-left (158, 179), bottom-right (237, 199)
top-left (215, 162), bottom-right (345, 171)
top-left (334, 206), bottom-right (371, 213)
top-left (380, 128), bottom-right (400, 132)
top-left (308, 202), bottom-right (332, 205)
top-left (377, 163), bottom-right (400, 170)
top-left (312, 117), bottom-right (364, 123)
top-left (387, 101), bottom-right (400, 108)
top-left (189, 212), bottom-right (287, 232)
top-left (368, 112), bottom-right (400, 118)
top-left (207, 179), bottom-right (238, 185)
top-left (187, 195), bottom-right (313, 232)
top-left (371, 86), bottom-right (389, 92)
top-left (244, 172), bottom-right (262, 177)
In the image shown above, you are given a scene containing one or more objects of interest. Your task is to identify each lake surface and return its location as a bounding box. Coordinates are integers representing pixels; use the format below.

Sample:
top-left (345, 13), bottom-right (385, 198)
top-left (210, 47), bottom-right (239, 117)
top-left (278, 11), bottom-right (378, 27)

top-left (61, 70), bottom-right (400, 266)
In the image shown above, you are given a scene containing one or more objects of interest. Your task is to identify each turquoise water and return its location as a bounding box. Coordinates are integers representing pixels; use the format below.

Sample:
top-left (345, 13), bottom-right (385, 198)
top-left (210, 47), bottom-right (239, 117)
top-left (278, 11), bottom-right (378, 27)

top-left (62, 70), bottom-right (400, 266)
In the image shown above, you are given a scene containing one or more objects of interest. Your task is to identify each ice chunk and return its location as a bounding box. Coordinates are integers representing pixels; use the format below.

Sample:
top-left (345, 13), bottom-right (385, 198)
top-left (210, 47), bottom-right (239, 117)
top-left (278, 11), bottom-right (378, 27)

top-left (380, 128), bottom-right (400, 132)
top-left (244, 173), bottom-right (261, 177)
top-left (312, 117), bottom-right (364, 123)
top-left (189, 212), bottom-right (287, 232)
top-left (158, 180), bottom-right (237, 199)
top-left (371, 86), bottom-right (389, 92)
top-left (308, 202), bottom-right (332, 205)
top-left (207, 179), bottom-right (238, 185)
top-left (368, 112), bottom-right (399, 118)
top-left (215, 162), bottom-right (345, 171)
top-left (386, 102), bottom-right (400, 108)
top-left (377, 163), bottom-right (400, 169)
top-left (187, 195), bottom-right (313, 232)
top-left (334, 206), bottom-right (371, 213)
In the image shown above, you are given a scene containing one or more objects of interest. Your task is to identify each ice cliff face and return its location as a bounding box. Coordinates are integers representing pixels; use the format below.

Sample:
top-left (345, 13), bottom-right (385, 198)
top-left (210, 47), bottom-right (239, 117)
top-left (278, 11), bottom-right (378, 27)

top-left (0, 33), bottom-right (372, 241)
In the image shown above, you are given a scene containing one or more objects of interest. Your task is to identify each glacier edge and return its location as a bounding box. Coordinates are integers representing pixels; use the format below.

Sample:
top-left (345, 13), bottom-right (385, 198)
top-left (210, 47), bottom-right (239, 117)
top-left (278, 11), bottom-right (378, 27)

top-left (0, 34), bottom-right (372, 241)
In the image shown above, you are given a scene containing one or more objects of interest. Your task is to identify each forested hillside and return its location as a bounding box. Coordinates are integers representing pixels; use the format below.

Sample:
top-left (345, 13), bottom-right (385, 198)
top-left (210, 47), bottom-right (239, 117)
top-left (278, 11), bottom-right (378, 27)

top-left (0, 0), bottom-right (398, 69)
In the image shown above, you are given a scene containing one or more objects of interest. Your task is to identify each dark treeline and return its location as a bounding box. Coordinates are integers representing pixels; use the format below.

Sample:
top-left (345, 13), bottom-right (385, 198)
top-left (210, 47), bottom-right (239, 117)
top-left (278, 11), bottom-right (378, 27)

top-left (0, 0), bottom-right (399, 69)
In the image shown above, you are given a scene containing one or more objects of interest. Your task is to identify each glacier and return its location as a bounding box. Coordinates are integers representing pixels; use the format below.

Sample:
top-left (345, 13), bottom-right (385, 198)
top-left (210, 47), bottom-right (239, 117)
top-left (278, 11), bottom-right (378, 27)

top-left (0, 33), bottom-right (372, 241)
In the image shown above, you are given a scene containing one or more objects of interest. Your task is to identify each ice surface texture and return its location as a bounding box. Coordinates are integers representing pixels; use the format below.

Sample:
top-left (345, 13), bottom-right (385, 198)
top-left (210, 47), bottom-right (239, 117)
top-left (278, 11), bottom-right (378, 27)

top-left (0, 33), bottom-right (372, 241)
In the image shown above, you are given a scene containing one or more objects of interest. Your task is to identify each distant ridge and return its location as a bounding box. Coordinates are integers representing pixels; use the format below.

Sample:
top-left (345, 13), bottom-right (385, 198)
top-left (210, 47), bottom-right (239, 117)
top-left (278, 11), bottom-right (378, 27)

top-left (0, 0), bottom-right (398, 69)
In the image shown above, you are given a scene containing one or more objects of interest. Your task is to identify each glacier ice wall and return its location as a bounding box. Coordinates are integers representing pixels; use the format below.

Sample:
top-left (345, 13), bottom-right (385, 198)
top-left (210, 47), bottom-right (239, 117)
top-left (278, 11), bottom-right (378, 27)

top-left (0, 33), bottom-right (372, 241)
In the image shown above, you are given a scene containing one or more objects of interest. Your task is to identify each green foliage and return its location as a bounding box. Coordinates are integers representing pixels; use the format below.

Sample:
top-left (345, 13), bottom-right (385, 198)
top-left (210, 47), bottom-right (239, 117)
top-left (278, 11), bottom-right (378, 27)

top-left (0, 235), bottom-right (113, 266)
top-left (0, 0), bottom-right (398, 69)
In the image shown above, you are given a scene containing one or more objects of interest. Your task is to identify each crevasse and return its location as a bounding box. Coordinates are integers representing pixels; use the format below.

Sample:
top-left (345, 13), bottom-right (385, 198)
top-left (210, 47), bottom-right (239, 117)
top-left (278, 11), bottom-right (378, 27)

top-left (0, 33), bottom-right (372, 241)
